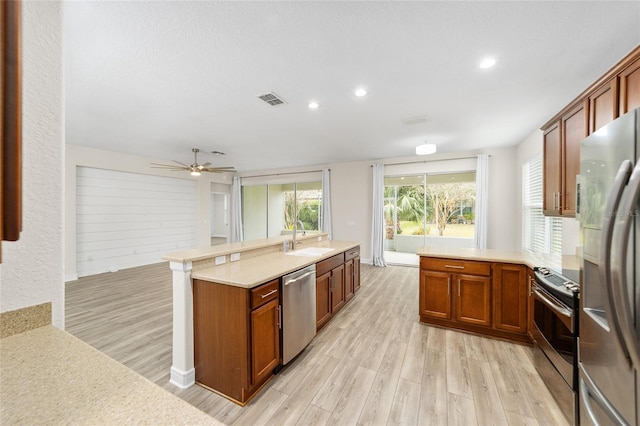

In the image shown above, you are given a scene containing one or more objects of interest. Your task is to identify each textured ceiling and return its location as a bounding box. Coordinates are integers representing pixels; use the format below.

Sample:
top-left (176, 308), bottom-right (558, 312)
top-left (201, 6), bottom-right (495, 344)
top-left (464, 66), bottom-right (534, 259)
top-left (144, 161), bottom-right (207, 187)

top-left (64, 1), bottom-right (640, 172)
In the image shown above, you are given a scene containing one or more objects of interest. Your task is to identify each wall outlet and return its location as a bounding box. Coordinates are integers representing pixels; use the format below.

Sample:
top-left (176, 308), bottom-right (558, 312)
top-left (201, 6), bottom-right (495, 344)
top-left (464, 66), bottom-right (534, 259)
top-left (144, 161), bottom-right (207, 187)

top-left (230, 253), bottom-right (240, 262)
top-left (214, 256), bottom-right (226, 265)
top-left (317, 236), bottom-right (322, 241)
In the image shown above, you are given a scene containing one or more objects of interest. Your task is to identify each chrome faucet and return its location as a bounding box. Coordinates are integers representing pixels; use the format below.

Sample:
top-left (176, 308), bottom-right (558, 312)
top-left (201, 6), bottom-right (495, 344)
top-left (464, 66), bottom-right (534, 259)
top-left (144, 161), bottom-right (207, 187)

top-left (292, 220), bottom-right (306, 248)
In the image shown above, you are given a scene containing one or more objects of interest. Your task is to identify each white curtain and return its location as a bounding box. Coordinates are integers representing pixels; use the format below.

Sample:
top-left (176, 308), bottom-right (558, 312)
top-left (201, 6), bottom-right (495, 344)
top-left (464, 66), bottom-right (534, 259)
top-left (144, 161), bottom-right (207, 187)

top-left (371, 163), bottom-right (386, 267)
top-left (320, 168), bottom-right (333, 239)
top-left (474, 154), bottom-right (489, 249)
top-left (231, 176), bottom-right (243, 242)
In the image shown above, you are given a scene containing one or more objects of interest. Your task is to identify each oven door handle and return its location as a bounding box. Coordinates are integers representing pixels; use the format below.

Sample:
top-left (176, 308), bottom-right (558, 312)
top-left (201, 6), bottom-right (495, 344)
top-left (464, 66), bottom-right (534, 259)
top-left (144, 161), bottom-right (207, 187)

top-left (532, 286), bottom-right (572, 319)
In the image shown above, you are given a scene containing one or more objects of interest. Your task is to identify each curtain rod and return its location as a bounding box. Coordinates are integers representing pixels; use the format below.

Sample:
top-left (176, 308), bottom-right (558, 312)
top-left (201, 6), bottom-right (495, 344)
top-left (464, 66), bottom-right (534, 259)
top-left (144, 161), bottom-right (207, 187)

top-left (372, 155), bottom-right (489, 167)
top-left (240, 169), bottom-right (328, 179)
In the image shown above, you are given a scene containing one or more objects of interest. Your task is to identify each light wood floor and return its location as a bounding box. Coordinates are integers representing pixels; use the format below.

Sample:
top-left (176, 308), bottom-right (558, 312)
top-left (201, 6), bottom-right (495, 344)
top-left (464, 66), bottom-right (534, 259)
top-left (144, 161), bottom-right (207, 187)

top-left (66, 262), bottom-right (568, 426)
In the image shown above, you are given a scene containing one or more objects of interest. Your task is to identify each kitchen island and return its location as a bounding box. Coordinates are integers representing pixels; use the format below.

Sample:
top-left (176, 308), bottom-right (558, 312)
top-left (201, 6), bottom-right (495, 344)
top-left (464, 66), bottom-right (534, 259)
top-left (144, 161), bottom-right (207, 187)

top-left (417, 247), bottom-right (579, 343)
top-left (163, 234), bottom-right (360, 404)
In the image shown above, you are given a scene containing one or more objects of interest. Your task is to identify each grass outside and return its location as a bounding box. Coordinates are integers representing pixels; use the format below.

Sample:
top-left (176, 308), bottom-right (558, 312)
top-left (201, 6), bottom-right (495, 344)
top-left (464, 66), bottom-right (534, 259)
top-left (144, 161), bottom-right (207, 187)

top-left (397, 221), bottom-right (475, 238)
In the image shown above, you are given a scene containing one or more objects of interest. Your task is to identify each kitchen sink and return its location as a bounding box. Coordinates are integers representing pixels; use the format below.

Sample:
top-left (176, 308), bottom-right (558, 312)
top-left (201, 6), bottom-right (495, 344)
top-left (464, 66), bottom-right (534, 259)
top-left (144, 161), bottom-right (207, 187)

top-left (286, 247), bottom-right (336, 257)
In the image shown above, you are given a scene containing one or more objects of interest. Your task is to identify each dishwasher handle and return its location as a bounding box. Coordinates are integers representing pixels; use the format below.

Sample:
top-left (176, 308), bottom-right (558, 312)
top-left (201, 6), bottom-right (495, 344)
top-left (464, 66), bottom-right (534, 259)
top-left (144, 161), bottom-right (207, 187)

top-left (284, 270), bottom-right (315, 286)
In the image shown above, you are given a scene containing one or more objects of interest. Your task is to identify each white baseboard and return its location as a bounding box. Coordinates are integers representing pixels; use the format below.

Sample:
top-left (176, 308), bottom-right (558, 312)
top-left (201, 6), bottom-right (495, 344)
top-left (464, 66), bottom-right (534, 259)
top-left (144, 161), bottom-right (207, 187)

top-left (169, 366), bottom-right (195, 389)
top-left (64, 274), bottom-right (79, 282)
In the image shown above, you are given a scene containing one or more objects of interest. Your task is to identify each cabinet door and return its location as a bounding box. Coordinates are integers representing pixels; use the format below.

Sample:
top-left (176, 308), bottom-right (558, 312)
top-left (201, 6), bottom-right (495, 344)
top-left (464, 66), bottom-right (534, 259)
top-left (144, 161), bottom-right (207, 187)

top-left (419, 270), bottom-right (451, 320)
top-left (543, 122), bottom-right (562, 216)
top-left (455, 274), bottom-right (491, 327)
top-left (493, 264), bottom-right (527, 333)
top-left (330, 264), bottom-right (346, 314)
top-left (344, 259), bottom-right (355, 302)
top-left (560, 102), bottom-right (587, 217)
top-left (250, 298), bottom-right (280, 386)
top-left (619, 56), bottom-right (640, 115)
top-left (316, 271), bottom-right (332, 330)
top-left (353, 256), bottom-right (361, 292)
top-left (589, 80), bottom-right (618, 133)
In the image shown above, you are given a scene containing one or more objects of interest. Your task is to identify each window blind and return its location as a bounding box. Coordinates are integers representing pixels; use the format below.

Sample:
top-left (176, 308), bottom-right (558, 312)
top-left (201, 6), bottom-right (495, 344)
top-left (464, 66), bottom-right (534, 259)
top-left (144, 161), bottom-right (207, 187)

top-left (522, 154), bottom-right (562, 257)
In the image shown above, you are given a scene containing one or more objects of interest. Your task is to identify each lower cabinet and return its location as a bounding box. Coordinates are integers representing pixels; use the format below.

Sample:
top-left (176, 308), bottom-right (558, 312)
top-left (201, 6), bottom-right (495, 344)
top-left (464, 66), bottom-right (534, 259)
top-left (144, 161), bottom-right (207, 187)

top-left (316, 246), bottom-right (360, 331)
top-left (493, 263), bottom-right (527, 333)
top-left (193, 278), bottom-right (280, 405)
top-left (419, 256), bottom-right (531, 343)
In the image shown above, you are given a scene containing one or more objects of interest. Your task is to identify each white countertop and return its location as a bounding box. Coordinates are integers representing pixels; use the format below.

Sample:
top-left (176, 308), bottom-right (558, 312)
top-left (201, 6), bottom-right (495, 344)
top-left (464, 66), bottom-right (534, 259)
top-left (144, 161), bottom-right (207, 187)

top-left (192, 240), bottom-right (360, 288)
top-left (163, 232), bottom-right (327, 263)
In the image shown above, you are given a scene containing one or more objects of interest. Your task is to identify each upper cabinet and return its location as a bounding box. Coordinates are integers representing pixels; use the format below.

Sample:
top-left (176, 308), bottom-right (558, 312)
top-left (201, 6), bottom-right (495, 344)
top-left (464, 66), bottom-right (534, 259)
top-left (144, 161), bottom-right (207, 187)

top-left (542, 46), bottom-right (640, 217)
top-left (619, 56), bottom-right (640, 115)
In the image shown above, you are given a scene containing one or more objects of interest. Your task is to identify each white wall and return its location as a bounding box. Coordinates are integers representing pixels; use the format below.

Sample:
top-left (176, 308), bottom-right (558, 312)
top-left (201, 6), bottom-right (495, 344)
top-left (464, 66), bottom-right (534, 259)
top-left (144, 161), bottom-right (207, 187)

top-left (65, 144), bottom-right (232, 280)
top-left (0, 2), bottom-right (65, 327)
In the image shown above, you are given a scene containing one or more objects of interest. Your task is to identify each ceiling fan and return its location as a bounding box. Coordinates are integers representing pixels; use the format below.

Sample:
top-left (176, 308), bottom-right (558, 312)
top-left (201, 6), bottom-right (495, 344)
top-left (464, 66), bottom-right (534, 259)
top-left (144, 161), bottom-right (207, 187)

top-left (150, 148), bottom-right (236, 176)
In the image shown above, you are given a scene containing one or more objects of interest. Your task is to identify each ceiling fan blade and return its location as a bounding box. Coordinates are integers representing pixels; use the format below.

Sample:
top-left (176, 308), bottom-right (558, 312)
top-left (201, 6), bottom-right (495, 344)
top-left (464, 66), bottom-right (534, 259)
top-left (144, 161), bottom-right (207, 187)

top-left (171, 160), bottom-right (189, 168)
top-left (202, 167), bottom-right (236, 173)
top-left (200, 162), bottom-right (212, 168)
top-left (150, 162), bottom-right (186, 168)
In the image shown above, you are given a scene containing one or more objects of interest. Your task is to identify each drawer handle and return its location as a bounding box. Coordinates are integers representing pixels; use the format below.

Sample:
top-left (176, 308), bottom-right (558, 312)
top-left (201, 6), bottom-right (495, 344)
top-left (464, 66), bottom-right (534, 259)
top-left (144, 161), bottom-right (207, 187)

top-left (444, 265), bottom-right (464, 269)
top-left (261, 289), bottom-right (278, 299)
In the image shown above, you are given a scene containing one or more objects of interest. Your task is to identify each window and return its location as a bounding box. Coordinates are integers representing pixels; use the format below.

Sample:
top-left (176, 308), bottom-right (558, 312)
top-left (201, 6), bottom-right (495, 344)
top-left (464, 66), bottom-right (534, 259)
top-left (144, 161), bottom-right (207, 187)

top-left (242, 181), bottom-right (322, 241)
top-left (522, 154), bottom-right (562, 257)
top-left (383, 172), bottom-right (476, 255)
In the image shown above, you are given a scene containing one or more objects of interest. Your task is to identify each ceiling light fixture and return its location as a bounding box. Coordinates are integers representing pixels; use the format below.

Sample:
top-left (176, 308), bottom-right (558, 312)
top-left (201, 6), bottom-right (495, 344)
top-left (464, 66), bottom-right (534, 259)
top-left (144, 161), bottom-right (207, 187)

top-left (355, 88), bottom-right (367, 97)
top-left (308, 101), bottom-right (319, 109)
top-left (479, 57), bottom-right (496, 69)
top-left (416, 142), bottom-right (437, 156)
top-left (190, 169), bottom-right (201, 177)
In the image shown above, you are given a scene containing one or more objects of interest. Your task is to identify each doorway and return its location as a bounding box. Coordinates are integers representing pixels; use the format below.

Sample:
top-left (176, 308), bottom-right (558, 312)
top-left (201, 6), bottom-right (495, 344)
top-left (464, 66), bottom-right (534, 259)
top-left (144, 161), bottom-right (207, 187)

top-left (210, 192), bottom-right (230, 246)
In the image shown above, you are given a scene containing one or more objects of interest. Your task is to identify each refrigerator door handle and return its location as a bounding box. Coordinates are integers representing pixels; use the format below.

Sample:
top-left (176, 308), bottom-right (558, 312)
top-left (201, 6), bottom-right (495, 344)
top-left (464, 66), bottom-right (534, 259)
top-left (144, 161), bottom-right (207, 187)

top-left (580, 365), bottom-right (629, 426)
top-left (599, 160), bottom-right (632, 355)
top-left (610, 158), bottom-right (640, 369)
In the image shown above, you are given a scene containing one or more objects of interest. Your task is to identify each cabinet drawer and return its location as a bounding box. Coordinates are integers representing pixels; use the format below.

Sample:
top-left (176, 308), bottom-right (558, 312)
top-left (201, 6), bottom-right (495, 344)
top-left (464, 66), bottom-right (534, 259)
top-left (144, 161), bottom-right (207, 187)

top-left (420, 257), bottom-right (491, 276)
top-left (316, 253), bottom-right (345, 276)
top-left (345, 246), bottom-right (360, 261)
top-left (251, 279), bottom-right (279, 309)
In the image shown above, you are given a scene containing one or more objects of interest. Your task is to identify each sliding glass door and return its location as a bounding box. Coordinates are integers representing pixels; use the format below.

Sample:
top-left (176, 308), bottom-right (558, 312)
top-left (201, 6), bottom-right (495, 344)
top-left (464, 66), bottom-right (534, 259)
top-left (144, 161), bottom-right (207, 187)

top-left (384, 172), bottom-right (476, 265)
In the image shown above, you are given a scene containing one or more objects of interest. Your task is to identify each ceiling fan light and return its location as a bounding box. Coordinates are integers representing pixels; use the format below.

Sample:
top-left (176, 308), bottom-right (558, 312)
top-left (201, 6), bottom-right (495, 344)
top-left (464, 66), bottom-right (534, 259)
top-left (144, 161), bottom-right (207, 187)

top-left (190, 169), bottom-right (201, 177)
top-left (416, 143), bottom-right (437, 155)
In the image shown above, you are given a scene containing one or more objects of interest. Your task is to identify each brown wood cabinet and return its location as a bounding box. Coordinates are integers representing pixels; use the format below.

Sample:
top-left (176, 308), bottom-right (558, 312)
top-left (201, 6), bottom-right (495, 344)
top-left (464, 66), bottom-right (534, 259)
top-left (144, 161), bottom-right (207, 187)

top-left (619, 56), bottom-right (640, 115)
top-left (542, 46), bottom-right (640, 218)
top-left (543, 102), bottom-right (585, 217)
top-left (193, 278), bottom-right (280, 405)
top-left (315, 246), bottom-right (360, 331)
top-left (419, 257), bottom-right (531, 343)
top-left (543, 122), bottom-right (562, 216)
top-left (588, 80), bottom-right (618, 133)
top-left (493, 263), bottom-right (528, 333)
top-left (456, 274), bottom-right (492, 327)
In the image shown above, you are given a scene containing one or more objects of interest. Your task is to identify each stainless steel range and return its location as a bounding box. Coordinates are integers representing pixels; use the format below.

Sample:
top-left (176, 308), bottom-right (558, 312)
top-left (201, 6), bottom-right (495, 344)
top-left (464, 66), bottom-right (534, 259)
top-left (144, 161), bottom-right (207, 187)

top-left (531, 266), bottom-right (580, 425)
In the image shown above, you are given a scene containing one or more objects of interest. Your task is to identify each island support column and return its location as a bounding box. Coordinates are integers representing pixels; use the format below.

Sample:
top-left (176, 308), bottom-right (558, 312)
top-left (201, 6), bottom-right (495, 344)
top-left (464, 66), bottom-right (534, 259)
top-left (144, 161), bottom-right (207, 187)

top-left (169, 261), bottom-right (195, 388)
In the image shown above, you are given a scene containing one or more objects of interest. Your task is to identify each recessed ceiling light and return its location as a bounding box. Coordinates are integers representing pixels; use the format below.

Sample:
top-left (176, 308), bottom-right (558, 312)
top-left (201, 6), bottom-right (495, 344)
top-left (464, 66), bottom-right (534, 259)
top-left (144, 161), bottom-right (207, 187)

top-left (308, 101), bottom-right (319, 109)
top-left (355, 88), bottom-right (367, 97)
top-left (479, 57), bottom-right (496, 69)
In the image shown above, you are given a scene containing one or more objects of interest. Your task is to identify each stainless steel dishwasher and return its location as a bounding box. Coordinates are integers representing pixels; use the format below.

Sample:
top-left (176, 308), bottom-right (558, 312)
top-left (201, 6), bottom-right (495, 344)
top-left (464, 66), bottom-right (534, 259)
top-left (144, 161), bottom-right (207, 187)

top-left (281, 264), bottom-right (317, 364)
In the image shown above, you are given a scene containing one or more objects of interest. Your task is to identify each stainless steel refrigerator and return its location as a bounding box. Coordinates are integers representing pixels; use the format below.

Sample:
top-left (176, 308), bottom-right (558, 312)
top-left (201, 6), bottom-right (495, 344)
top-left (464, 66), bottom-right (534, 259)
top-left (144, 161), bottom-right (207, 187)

top-left (579, 107), bottom-right (640, 425)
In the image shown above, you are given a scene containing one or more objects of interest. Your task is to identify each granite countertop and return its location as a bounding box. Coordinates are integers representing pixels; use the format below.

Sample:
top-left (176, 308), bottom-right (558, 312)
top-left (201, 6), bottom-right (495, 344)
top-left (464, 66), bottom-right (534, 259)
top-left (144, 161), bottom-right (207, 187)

top-left (0, 326), bottom-right (220, 425)
top-left (416, 246), bottom-right (580, 273)
top-left (192, 240), bottom-right (360, 288)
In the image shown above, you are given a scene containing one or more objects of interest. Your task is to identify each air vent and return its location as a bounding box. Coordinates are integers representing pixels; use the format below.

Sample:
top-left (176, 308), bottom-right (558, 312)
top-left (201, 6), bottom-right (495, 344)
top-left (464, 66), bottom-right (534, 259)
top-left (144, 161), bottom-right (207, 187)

top-left (210, 151), bottom-right (225, 156)
top-left (257, 92), bottom-right (286, 106)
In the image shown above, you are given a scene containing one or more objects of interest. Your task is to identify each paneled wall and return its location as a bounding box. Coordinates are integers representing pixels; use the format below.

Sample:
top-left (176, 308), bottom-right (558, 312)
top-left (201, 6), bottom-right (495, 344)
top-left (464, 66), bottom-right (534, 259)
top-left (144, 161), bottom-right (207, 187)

top-left (75, 167), bottom-right (196, 277)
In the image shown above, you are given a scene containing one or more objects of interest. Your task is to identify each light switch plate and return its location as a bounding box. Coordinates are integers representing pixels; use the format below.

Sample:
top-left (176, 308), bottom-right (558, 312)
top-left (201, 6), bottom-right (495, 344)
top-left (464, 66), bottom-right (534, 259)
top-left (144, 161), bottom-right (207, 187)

top-left (214, 256), bottom-right (226, 265)
top-left (230, 253), bottom-right (240, 262)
